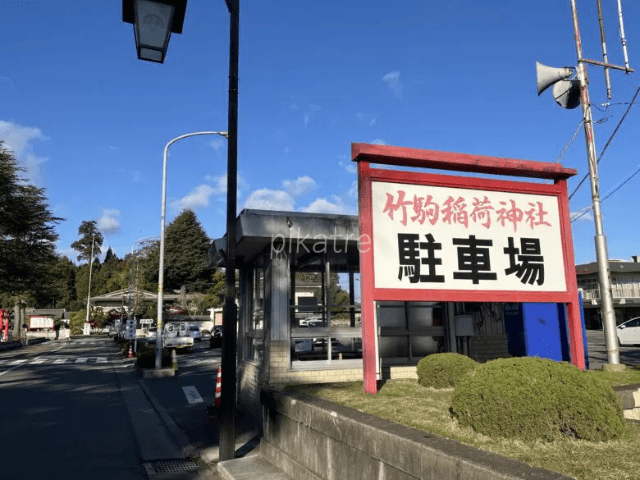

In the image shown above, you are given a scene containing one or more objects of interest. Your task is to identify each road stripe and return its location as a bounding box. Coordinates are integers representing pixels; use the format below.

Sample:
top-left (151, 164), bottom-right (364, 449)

top-left (31, 359), bottom-right (46, 364)
top-left (75, 358), bottom-right (88, 363)
top-left (53, 359), bottom-right (67, 364)
top-left (182, 386), bottom-right (204, 404)
top-left (9, 359), bottom-right (28, 365)
top-left (96, 357), bottom-right (108, 363)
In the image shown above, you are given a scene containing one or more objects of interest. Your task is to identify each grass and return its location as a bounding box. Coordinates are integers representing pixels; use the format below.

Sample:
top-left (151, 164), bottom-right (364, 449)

top-left (287, 366), bottom-right (640, 480)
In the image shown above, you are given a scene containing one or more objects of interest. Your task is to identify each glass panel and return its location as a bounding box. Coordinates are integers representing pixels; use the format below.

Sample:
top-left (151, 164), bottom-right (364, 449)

top-left (411, 335), bottom-right (444, 357)
top-left (377, 302), bottom-right (407, 328)
top-left (407, 302), bottom-right (442, 329)
top-left (135, 0), bottom-right (174, 49)
top-left (379, 335), bottom-right (409, 358)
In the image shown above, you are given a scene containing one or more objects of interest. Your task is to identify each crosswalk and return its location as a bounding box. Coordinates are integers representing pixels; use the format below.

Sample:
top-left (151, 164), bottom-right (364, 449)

top-left (0, 356), bottom-right (112, 366)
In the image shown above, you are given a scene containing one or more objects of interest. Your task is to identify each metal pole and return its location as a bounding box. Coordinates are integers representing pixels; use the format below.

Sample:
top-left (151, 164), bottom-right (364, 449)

top-left (219, 0), bottom-right (239, 461)
top-left (156, 131), bottom-right (228, 370)
top-left (569, 0), bottom-right (620, 366)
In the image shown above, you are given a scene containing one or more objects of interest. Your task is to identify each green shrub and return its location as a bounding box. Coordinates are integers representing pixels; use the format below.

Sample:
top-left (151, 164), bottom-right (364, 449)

top-left (135, 348), bottom-right (172, 368)
top-left (450, 357), bottom-right (627, 442)
top-left (416, 353), bottom-right (478, 389)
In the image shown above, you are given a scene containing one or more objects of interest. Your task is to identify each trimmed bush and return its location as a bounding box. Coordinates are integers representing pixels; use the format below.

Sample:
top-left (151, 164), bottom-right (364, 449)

top-left (417, 353), bottom-right (478, 389)
top-left (135, 348), bottom-right (172, 369)
top-left (450, 357), bottom-right (627, 442)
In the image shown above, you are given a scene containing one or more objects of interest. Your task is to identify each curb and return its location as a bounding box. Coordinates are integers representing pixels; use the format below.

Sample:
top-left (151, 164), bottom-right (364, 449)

top-left (137, 377), bottom-right (199, 460)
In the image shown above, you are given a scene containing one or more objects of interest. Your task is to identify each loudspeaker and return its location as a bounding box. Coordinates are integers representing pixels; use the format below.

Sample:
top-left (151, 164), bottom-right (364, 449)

top-left (536, 61), bottom-right (575, 96)
top-left (552, 79), bottom-right (581, 109)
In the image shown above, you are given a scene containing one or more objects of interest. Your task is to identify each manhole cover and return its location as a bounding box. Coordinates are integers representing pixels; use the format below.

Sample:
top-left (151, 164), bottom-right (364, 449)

top-left (148, 460), bottom-right (199, 474)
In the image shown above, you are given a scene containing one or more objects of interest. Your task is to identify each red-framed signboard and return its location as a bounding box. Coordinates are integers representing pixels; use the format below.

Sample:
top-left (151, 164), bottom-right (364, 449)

top-left (353, 143), bottom-right (584, 394)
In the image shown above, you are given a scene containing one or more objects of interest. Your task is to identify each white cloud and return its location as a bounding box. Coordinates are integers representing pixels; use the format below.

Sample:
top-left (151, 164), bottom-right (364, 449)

top-left (369, 118), bottom-right (377, 126)
top-left (338, 161), bottom-right (357, 174)
top-left (371, 138), bottom-right (386, 145)
top-left (210, 138), bottom-right (226, 151)
top-left (244, 189), bottom-right (295, 211)
top-left (283, 176), bottom-right (316, 196)
top-left (133, 170), bottom-right (141, 183)
top-left (97, 209), bottom-right (121, 234)
top-left (0, 120), bottom-right (48, 185)
top-left (171, 184), bottom-right (216, 211)
top-left (302, 197), bottom-right (353, 215)
top-left (356, 112), bottom-right (364, 122)
top-left (204, 173), bottom-right (249, 195)
top-left (382, 70), bottom-right (402, 99)
top-left (303, 104), bottom-right (321, 127)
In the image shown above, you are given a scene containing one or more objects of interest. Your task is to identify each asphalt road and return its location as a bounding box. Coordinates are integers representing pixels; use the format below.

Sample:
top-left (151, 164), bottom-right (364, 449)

top-left (585, 329), bottom-right (640, 370)
top-left (0, 337), bottom-right (148, 480)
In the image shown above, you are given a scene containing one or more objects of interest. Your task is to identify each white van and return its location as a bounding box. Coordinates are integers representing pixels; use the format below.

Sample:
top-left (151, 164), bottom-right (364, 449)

top-left (163, 322), bottom-right (194, 352)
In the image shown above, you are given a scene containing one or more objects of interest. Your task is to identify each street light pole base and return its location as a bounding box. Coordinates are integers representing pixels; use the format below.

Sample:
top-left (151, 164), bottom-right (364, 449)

top-left (602, 363), bottom-right (627, 373)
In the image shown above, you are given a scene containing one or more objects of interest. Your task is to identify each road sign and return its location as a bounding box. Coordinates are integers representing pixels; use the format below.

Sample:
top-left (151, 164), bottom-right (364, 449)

top-left (140, 319), bottom-right (154, 324)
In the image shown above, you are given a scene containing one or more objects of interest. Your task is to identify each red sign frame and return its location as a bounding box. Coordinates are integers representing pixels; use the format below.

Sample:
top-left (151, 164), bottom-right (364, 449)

top-left (353, 143), bottom-right (584, 394)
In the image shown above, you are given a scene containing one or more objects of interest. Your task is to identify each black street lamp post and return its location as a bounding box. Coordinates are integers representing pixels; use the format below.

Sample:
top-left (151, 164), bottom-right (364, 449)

top-left (122, 0), bottom-right (240, 460)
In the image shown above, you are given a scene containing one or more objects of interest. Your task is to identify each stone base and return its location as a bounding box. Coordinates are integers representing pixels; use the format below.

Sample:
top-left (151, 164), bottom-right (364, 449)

top-left (140, 368), bottom-right (177, 378)
top-left (602, 363), bottom-right (627, 372)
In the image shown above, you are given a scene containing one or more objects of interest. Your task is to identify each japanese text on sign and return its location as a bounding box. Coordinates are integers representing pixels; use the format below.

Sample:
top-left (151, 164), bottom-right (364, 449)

top-left (372, 182), bottom-right (567, 292)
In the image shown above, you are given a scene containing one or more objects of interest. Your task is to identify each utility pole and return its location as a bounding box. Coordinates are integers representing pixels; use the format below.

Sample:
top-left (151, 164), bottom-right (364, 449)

top-left (568, 0), bottom-right (632, 370)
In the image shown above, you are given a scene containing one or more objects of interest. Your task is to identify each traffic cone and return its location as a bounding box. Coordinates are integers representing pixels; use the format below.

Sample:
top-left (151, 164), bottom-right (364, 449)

top-left (215, 366), bottom-right (222, 407)
top-left (128, 344), bottom-right (133, 358)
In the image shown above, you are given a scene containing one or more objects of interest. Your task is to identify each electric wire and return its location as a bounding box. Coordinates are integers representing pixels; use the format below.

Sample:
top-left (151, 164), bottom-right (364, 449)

top-left (555, 120), bottom-right (583, 163)
top-left (571, 163), bottom-right (640, 222)
top-left (568, 85), bottom-right (640, 200)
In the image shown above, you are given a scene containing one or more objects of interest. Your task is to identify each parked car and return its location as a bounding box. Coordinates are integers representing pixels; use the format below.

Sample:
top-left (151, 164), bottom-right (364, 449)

top-left (209, 326), bottom-right (222, 348)
top-left (617, 317), bottom-right (640, 346)
top-left (188, 325), bottom-right (202, 341)
top-left (166, 306), bottom-right (187, 315)
top-left (145, 327), bottom-right (158, 343)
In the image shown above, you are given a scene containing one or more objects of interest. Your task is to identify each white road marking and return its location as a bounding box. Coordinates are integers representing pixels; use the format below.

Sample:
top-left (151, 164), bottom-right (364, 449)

top-left (9, 359), bottom-right (27, 365)
top-left (75, 358), bottom-right (88, 363)
top-left (182, 386), bottom-right (204, 404)
top-left (31, 358), bottom-right (46, 364)
top-left (96, 357), bottom-right (107, 363)
top-left (53, 358), bottom-right (67, 364)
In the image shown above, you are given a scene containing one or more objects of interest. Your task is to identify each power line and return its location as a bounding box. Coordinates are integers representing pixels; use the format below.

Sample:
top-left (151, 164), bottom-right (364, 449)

top-left (571, 163), bottom-right (640, 222)
top-left (569, 85), bottom-right (640, 200)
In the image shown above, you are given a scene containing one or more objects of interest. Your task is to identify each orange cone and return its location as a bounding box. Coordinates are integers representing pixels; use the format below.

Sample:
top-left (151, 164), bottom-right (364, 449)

top-left (128, 344), bottom-right (133, 358)
top-left (215, 366), bottom-right (222, 407)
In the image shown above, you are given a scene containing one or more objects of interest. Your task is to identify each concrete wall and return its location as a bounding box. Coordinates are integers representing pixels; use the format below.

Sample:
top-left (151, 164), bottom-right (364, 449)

top-left (260, 389), bottom-right (574, 480)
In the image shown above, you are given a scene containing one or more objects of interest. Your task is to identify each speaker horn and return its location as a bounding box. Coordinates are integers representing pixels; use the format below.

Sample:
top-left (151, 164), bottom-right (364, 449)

top-left (536, 61), bottom-right (575, 96)
top-left (552, 79), bottom-right (581, 109)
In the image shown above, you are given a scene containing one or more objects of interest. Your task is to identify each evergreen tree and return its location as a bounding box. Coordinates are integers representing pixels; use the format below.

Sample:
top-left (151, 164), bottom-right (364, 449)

top-left (71, 220), bottom-right (103, 262)
top-left (0, 141), bottom-right (61, 303)
top-left (141, 210), bottom-right (214, 293)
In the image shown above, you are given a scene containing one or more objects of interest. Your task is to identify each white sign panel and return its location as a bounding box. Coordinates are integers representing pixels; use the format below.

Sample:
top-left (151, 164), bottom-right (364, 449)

top-left (372, 181), bottom-right (567, 292)
top-left (29, 316), bottom-right (54, 329)
top-left (140, 319), bottom-right (154, 324)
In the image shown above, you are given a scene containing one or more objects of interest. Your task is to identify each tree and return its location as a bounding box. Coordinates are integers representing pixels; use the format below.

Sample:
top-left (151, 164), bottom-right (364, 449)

top-left (71, 220), bottom-right (103, 262)
top-left (0, 141), bottom-right (62, 338)
top-left (140, 210), bottom-right (214, 293)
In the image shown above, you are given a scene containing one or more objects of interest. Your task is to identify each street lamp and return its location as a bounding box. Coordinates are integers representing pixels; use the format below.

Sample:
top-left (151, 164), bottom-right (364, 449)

top-left (122, 0), bottom-right (187, 63)
top-left (123, 0), bottom-right (240, 460)
top-left (83, 236), bottom-right (96, 336)
top-left (156, 132), bottom-right (228, 371)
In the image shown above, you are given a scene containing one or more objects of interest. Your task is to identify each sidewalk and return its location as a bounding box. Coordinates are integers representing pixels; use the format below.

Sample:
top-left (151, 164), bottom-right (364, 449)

top-left (138, 363), bottom-right (262, 464)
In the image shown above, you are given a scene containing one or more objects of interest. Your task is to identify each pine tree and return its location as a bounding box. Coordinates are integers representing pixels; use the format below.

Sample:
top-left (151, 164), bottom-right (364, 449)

top-left (140, 209), bottom-right (214, 293)
top-left (0, 141), bottom-right (61, 337)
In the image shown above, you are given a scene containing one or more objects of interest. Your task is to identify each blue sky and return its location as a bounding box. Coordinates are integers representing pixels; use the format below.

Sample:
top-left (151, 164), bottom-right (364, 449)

top-left (2, 0), bottom-right (639, 266)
